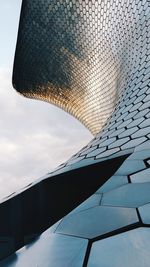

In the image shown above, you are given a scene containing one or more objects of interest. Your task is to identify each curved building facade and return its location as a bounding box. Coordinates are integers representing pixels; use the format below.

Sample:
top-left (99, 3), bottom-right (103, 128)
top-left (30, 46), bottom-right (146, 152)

top-left (13, 0), bottom-right (149, 135)
top-left (0, 0), bottom-right (150, 266)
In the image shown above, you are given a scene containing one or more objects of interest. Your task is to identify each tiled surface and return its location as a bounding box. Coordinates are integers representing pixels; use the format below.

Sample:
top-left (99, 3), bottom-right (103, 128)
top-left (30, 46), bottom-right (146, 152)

top-left (2, 142), bottom-right (150, 266)
top-left (130, 168), bottom-right (150, 183)
top-left (139, 203), bottom-right (150, 224)
top-left (13, 0), bottom-right (150, 140)
top-left (96, 175), bottom-right (128, 193)
top-left (56, 206), bottom-right (138, 239)
top-left (87, 228), bottom-right (150, 267)
top-left (0, 233), bottom-right (88, 267)
top-left (101, 183), bottom-right (150, 208)
top-left (1, 0), bottom-right (150, 265)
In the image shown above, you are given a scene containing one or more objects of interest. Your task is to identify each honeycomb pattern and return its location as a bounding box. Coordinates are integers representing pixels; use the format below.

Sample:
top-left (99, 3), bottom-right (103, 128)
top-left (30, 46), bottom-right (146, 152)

top-left (1, 0), bottom-right (150, 265)
top-left (2, 141), bottom-right (150, 267)
top-left (13, 0), bottom-right (149, 135)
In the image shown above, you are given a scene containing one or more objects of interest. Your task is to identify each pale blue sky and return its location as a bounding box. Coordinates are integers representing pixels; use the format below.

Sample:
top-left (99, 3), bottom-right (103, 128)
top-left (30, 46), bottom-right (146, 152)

top-left (0, 1), bottom-right (22, 67)
top-left (0, 1), bottom-right (92, 198)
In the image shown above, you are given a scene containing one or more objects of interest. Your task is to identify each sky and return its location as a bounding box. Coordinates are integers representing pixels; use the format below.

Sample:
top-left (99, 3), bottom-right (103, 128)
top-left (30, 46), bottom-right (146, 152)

top-left (0, 0), bottom-right (92, 199)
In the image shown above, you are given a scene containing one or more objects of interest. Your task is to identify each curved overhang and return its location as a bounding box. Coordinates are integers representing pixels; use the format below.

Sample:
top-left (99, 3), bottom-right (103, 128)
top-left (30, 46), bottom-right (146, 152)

top-left (0, 0), bottom-right (150, 264)
top-left (12, 0), bottom-right (137, 135)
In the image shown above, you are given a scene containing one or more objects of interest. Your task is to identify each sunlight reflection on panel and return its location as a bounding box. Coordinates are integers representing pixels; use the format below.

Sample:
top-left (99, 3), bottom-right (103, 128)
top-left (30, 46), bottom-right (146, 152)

top-left (13, 0), bottom-right (138, 135)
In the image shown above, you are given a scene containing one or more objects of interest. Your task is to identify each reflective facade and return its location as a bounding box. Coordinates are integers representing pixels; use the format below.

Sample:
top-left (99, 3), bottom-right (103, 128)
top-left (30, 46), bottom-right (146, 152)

top-left (0, 0), bottom-right (150, 266)
top-left (13, 0), bottom-right (150, 135)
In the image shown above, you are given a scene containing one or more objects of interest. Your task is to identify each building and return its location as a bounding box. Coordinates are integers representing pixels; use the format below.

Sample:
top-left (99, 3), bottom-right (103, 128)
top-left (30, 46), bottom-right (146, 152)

top-left (0, 0), bottom-right (150, 266)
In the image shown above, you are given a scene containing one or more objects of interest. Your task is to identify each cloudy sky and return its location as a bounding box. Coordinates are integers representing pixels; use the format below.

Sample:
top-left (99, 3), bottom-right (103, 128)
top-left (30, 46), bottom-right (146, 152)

top-left (0, 1), bottom-right (92, 199)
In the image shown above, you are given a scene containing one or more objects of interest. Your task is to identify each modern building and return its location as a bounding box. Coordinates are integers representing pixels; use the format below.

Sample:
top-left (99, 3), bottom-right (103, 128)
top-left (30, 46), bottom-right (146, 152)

top-left (0, 0), bottom-right (150, 266)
